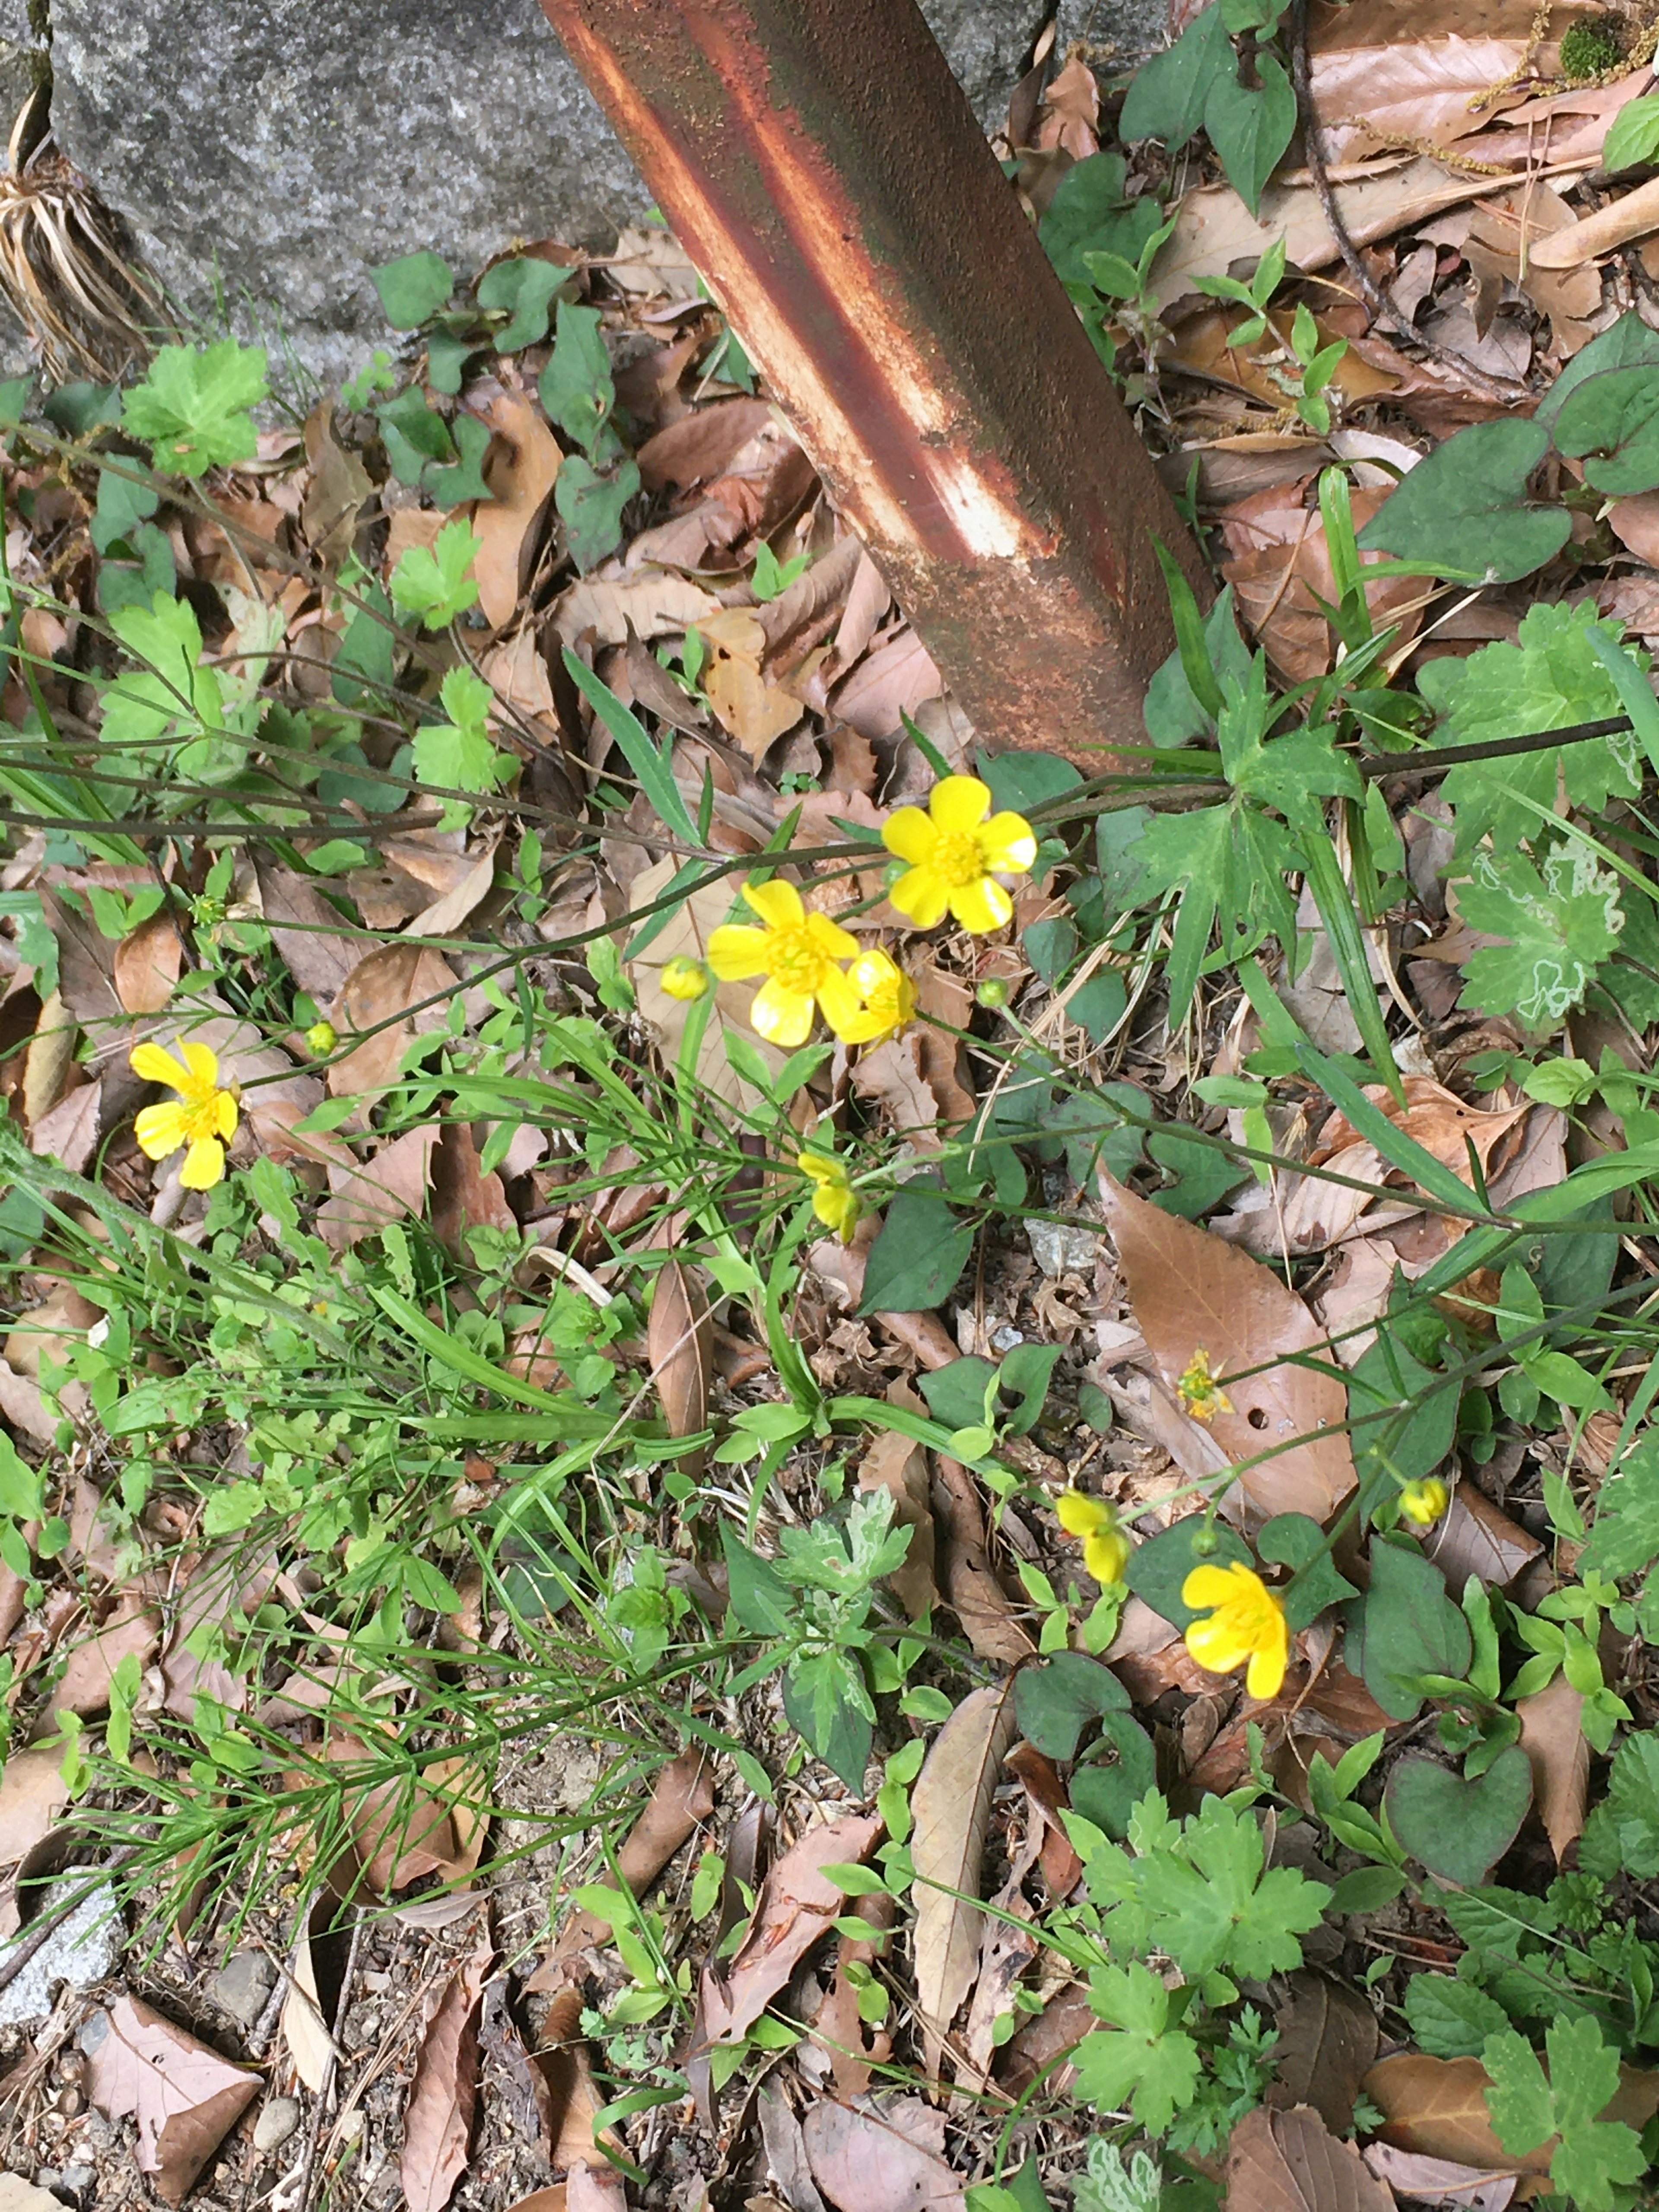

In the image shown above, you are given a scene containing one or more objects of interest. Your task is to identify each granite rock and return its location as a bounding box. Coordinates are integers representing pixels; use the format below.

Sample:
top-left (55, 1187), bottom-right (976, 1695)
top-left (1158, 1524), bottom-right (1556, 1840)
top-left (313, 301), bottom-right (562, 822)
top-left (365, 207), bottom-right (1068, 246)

top-left (41, 0), bottom-right (1167, 391)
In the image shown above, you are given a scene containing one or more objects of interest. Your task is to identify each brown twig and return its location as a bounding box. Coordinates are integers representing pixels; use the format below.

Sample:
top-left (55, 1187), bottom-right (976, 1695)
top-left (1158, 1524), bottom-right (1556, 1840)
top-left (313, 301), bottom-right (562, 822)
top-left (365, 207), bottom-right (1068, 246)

top-left (1287, 0), bottom-right (1528, 407)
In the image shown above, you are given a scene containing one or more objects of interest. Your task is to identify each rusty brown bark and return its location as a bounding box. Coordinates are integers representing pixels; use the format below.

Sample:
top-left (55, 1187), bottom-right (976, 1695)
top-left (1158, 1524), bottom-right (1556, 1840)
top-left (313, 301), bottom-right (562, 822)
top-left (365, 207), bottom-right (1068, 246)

top-left (536, 0), bottom-right (1212, 768)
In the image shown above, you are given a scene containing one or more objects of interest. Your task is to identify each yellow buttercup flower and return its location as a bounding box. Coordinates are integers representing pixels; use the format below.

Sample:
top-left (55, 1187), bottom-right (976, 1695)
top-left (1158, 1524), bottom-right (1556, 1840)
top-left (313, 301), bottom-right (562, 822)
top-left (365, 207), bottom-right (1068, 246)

top-left (798, 1151), bottom-right (860, 1242)
top-left (841, 948), bottom-right (918, 1045)
top-left (129, 1038), bottom-right (239, 1190)
top-left (881, 774), bottom-right (1036, 934)
top-left (1055, 1490), bottom-right (1130, 1588)
top-left (660, 956), bottom-right (711, 1002)
top-left (1182, 1560), bottom-right (1288, 1701)
top-left (1399, 1477), bottom-right (1449, 1528)
top-left (1177, 1348), bottom-right (1233, 1423)
top-left (708, 878), bottom-right (863, 1046)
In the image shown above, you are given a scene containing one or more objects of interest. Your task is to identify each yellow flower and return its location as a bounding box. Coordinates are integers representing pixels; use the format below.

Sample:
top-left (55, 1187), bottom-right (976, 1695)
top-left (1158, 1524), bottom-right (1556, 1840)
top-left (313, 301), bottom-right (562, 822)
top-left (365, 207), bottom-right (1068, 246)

top-left (1177, 1348), bottom-right (1233, 1423)
top-left (882, 774), bottom-right (1036, 934)
top-left (708, 878), bottom-right (863, 1047)
top-left (841, 948), bottom-right (918, 1045)
top-left (129, 1038), bottom-right (239, 1190)
top-left (305, 1020), bottom-right (337, 1055)
top-left (1399, 1477), bottom-right (1449, 1528)
top-left (1182, 1561), bottom-right (1288, 1701)
top-left (1055, 1490), bottom-right (1130, 1587)
top-left (798, 1150), bottom-right (860, 1241)
top-left (660, 956), bottom-right (711, 1002)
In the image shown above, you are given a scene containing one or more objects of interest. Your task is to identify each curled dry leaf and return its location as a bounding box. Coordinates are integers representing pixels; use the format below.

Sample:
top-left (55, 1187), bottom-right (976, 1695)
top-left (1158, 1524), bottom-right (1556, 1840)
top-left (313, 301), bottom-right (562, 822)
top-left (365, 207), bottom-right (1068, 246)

top-left (1529, 173), bottom-right (1659, 269)
top-left (1227, 2102), bottom-right (1393, 2212)
top-left (22, 990), bottom-right (73, 1127)
top-left (317, 1124), bottom-right (440, 1252)
top-left (648, 1256), bottom-right (712, 1474)
top-left (1425, 1486), bottom-right (1541, 1592)
top-left (0, 1746), bottom-right (71, 1867)
top-left (113, 912), bottom-right (183, 1014)
top-left (1515, 1672), bottom-right (1589, 1863)
top-left (467, 384), bottom-right (561, 629)
top-left (281, 1913), bottom-right (336, 2095)
top-left (1266, 1973), bottom-right (1379, 2137)
top-left (302, 1735), bottom-right (489, 1893)
top-left (931, 1455), bottom-right (1036, 1663)
top-left (400, 1937), bottom-right (493, 2212)
top-left (404, 841), bottom-right (501, 941)
top-left (29, 1082), bottom-right (101, 1174)
top-left (1098, 1173), bottom-right (1355, 1525)
top-left (302, 397), bottom-right (373, 570)
top-left (910, 1677), bottom-right (1018, 2080)
top-left (87, 1994), bottom-right (259, 2206)
top-left (802, 2093), bottom-right (967, 2212)
top-left (1364, 2053), bottom-right (1659, 2170)
top-left (1362, 2144), bottom-right (1517, 2211)
top-left (553, 566), bottom-right (721, 652)
top-left (855, 1427), bottom-right (937, 1621)
top-left (697, 1812), bottom-right (880, 2046)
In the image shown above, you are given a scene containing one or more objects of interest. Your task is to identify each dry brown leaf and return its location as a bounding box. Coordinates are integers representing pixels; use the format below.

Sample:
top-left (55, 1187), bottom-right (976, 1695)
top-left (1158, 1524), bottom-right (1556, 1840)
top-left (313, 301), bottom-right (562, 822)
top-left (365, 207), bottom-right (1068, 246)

top-left (703, 639), bottom-right (805, 760)
top-left (113, 912), bottom-right (184, 1014)
top-left (932, 1455), bottom-right (1036, 1663)
top-left (802, 2093), bottom-right (966, 2212)
top-left (87, 1994), bottom-right (259, 2205)
top-left (1607, 490), bottom-right (1659, 567)
top-left (308, 1735), bottom-right (489, 1893)
top-left (852, 1034), bottom-right (943, 1148)
top-left (1098, 1173), bottom-right (1355, 1524)
top-left (552, 568), bottom-right (722, 651)
top-left (401, 1936), bottom-right (492, 2212)
top-left (1516, 1672), bottom-right (1589, 1863)
top-left (405, 841), bottom-right (499, 940)
top-left (328, 941), bottom-right (459, 1103)
top-left (1266, 1974), bottom-right (1379, 2136)
top-left (21, 989), bottom-right (73, 1126)
top-left (1227, 2102), bottom-right (1394, 2212)
top-left (302, 398), bottom-right (373, 570)
top-left (1362, 2143), bottom-right (1517, 2210)
top-left (253, 860), bottom-right (364, 1004)
top-left (28, 1081), bottom-right (101, 1173)
top-left (1365, 2053), bottom-right (1659, 2169)
top-left (281, 1915), bottom-right (336, 2094)
top-left (1035, 51), bottom-right (1100, 159)
top-left (32, 888), bottom-right (124, 1050)
top-left (697, 1812), bottom-right (880, 2046)
top-left (42, 1602), bottom-right (159, 1725)
top-left (1222, 484), bottom-right (1421, 683)
top-left (855, 1428), bottom-right (937, 1621)
top-left (430, 1122), bottom-right (515, 1256)
top-left (0, 1355), bottom-right (62, 1447)
top-left (832, 550), bottom-right (892, 667)
top-left (467, 385), bottom-right (561, 629)
top-left (910, 1677), bottom-right (1018, 2080)
top-left (636, 397), bottom-right (776, 492)
top-left (0, 1746), bottom-right (71, 1867)
top-left (317, 1125), bottom-right (439, 1251)
top-left (1308, 0), bottom-right (1589, 156)
top-left (648, 1258), bottom-right (712, 1475)
top-left (1529, 173), bottom-right (1659, 267)
top-left (830, 629), bottom-right (943, 739)
top-left (1425, 1485), bottom-right (1542, 1591)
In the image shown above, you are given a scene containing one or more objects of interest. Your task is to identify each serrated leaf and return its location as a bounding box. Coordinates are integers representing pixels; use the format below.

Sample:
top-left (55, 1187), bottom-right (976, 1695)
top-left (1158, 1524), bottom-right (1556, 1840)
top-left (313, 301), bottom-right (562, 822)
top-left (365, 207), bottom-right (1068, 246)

top-left (1071, 1963), bottom-right (1203, 2134)
top-left (1133, 1793), bottom-right (1328, 1979)
top-left (1357, 419), bottom-right (1569, 583)
top-left (390, 518), bottom-right (481, 630)
top-left (122, 340), bottom-right (268, 477)
top-left (1579, 1434), bottom-right (1659, 1583)
top-left (1455, 843), bottom-right (1623, 1028)
top-left (1578, 1730), bottom-right (1659, 1878)
top-left (1402, 1976), bottom-right (1511, 2059)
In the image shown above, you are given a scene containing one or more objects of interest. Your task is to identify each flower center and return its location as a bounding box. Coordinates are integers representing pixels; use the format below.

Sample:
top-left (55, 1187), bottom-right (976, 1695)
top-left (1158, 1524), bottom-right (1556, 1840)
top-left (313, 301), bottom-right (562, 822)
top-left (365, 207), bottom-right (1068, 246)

top-left (181, 1096), bottom-right (223, 1142)
top-left (768, 925), bottom-right (828, 994)
top-left (929, 829), bottom-right (986, 890)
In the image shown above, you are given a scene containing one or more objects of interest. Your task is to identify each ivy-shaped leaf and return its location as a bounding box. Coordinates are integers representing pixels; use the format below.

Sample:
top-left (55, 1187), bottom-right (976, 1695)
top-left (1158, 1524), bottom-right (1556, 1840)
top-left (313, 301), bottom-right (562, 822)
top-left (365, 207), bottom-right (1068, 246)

top-left (1356, 420), bottom-right (1570, 583)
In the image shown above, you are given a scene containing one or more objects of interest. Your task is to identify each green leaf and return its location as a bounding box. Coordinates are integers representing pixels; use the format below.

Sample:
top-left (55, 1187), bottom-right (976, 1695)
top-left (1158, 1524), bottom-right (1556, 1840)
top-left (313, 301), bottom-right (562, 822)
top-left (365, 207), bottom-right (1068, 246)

top-left (1554, 363), bottom-right (1659, 495)
top-left (1348, 1327), bottom-right (1458, 1522)
top-left (1455, 844), bottom-right (1624, 1028)
top-left (1417, 601), bottom-right (1644, 851)
top-left (1256, 1513), bottom-right (1357, 1632)
top-left (784, 1651), bottom-right (873, 1789)
top-left (539, 300), bottom-right (617, 454)
top-left (1481, 2028), bottom-right (1555, 2156)
top-left (1385, 1746), bottom-right (1532, 1888)
top-left (1134, 804), bottom-right (1230, 1020)
top-left (477, 255), bottom-right (568, 353)
top-left (413, 667), bottom-right (511, 817)
top-left (1356, 420), bottom-right (1569, 583)
top-left (373, 250), bottom-right (454, 327)
top-left (0, 1431), bottom-right (41, 1520)
top-left (1134, 1794), bottom-right (1329, 1979)
top-left (1071, 1962), bottom-right (1203, 2134)
top-left (1579, 1434), bottom-right (1659, 1583)
top-left (1143, 584), bottom-right (1252, 745)
top-left (563, 648), bottom-right (700, 843)
top-left (980, 749), bottom-right (1083, 816)
top-left (556, 454), bottom-right (641, 573)
top-left (858, 1189), bottom-right (973, 1316)
top-left (1125, 1519), bottom-right (1252, 1630)
top-left (1203, 54), bottom-right (1296, 217)
top-left (1119, 4), bottom-right (1233, 152)
top-left (1037, 153), bottom-right (1170, 288)
top-left (1403, 1975), bottom-right (1511, 2059)
top-left (90, 465), bottom-right (159, 555)
top-left (1068, 1718), bottom-right (1157, 1842)
top-left (122, 340), bottom-right (269, 477)
top-left (721, 1524), bottom-right (794, 1637)
top-left (1484, 2018), bottom-right (1647, 2212)
top-left (1602, 92), bottom-right (1659, 172)
top-left (1578, 1729), bottom-right (1659, 1878)
top-left (390, 518), bottom-right (481, 630)
top-left (427, 413), bottom-right (495, 508)
top-left (1353, 1536), bottom-right (1471, 1720)
top-left (1014, 1653), bottom-right (1129, 1761)
top-left (1536, 309), bottom-right (1659, 432)
top-left (377, 385), bottom-right (455, 487)
top-left (918, 1356), bottom-right (997, 1432)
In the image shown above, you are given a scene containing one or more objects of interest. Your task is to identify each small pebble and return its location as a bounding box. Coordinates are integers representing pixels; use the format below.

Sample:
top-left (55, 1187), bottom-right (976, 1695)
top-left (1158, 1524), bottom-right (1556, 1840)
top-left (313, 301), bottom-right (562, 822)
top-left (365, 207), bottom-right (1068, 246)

top-left (253, 2097), bottom-right (301, 2154)
top-left (212, 1949), bottom-right (276, 2030)
top-left (56, 2167), bottom-right (96, 2203)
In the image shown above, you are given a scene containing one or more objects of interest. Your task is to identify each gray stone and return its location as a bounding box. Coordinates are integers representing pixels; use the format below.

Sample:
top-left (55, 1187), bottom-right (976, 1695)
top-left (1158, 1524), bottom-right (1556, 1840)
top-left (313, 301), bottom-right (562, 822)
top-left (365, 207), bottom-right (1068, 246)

top-left (211, 1946), bottom-right (276, 2029)
top-left (0, 2177), bottom-right (66, 2212)
top-left (252, 2096), bottom-right (301, 2154)
top-left (0, 1885), bottom-right (121, 2027)
top-left (43, 0), bottom-right (1167, 391)
top-left (53, 2168), bottom-right (96, 2204)
top-left (1027, 1217), bottom-right (1101, 1278)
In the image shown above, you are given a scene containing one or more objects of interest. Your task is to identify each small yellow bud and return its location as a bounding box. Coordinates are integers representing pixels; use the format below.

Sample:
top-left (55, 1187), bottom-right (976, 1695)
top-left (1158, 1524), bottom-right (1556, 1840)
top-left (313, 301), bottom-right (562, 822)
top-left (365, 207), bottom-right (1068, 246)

top-left (976, 976), bottom-right (1010, 1010)
top-left (305, 1020), bottom-right (338, 1055)
top-left (1399, 1477), bottom-right (1449, 1527)
top-left (661, 956), bottom-right (711, 1002)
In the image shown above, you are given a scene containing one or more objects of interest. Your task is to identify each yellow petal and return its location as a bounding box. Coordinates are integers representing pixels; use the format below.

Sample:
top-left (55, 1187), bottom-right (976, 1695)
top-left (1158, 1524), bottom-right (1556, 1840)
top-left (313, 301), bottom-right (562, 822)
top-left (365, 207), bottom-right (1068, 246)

top-left (177, 1039), bottom-right (221, 1096)
top-left (797, 1151), bottom-right (838, 1185)
top-left (750, 978), bottom-right (813, 1046)
top-left (804, 909), bottom-right (861, 964)
top-left (131, 1041), bottom-right (191, 1090)
top-left (178, 1135), bottom-right (226, 1190)
top-left (708, 925), bottom-right (773, 981)
top-left (213, 1090), bottom-right (240, 1141)
top-left (815, 963), bottom-right (866, 1041)
top-left (1185, 1613), bottom-right (1253, 1677)
top-left (1055, 1491), bottom-right (1110, 1538)
top-left (951, 875), bottom-right (1013, 934)
top-left (929, 774), bottom-right (991, 834)
top-left (888, 866), bottom-right (951, 930)
top-left (1084, 1529), bottom-right (1129, 1586)
top-left (881, 806), bottom-right (937, 865)
top-left (1182, 1562), bottom-right (1253, 1611)
top-left (742, 877), bottom-right (805, 930)
top-left (836, 1006), bottom-right (886, 1045)
top-left (1246, 1627), bottom-right (1288, 1701)
top-left (979, 811), bottom-right (1037, 874)
top-left (850, 949), bottom-right (898, 995)
top-left (133, 1100), bottom-right (189, 1159)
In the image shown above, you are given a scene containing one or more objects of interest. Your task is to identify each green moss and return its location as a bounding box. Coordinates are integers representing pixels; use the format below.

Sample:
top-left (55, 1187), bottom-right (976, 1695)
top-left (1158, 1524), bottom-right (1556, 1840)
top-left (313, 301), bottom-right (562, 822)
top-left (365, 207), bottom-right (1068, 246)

top-left (1559, 16), bottom-right (1626, 81)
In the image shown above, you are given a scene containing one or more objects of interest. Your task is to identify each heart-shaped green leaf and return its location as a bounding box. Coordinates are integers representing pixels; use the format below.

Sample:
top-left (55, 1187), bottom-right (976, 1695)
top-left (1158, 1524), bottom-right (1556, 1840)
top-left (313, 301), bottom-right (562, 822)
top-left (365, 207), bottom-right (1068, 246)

top-left (1356, 420), bottom-right (1570, 583)
top-left (1258, 1512), bottom-right (1359, 1632)
top-left (1068, 1713), bottom-right (1157, 1840)
top-left (1385, 1745), bottom-right (1533, 1887)
top-left (1351, 1536), bottom-right (1472, 1720)
top-left (1552, 365), bottom-right (1659, 496)
top-left (1014, 1653), bottom-right (1129, 1761)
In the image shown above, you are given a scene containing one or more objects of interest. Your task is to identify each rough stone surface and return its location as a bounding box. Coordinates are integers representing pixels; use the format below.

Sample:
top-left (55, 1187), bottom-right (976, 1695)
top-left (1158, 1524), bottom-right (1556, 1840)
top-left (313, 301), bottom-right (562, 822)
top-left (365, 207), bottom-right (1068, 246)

top-left (41, 0), bottom-right (1167, 391)
top-left (252, 2096), bottom-right (302, 2154)
top-left (0, 2175), bottom-right (68, 2212)
top-left (210, 1945), bottom-right (276, 2028)
top-left (0, 1884), bottom-right (121, 2026)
